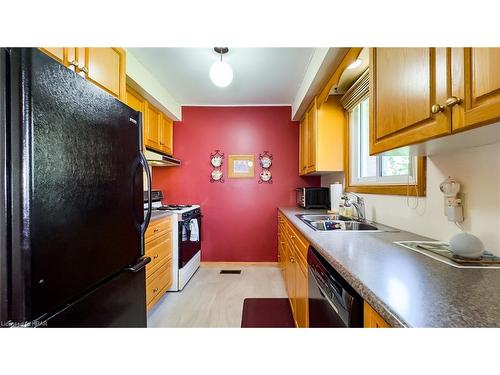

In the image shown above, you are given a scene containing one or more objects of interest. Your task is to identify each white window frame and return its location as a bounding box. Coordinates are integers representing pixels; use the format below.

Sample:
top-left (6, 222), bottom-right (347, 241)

top-left (349, 97), bottom-right (418, 186)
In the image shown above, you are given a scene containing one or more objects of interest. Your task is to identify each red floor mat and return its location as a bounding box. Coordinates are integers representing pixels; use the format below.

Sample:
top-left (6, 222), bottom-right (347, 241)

top-left (241, 298), bottom-right (295, 328)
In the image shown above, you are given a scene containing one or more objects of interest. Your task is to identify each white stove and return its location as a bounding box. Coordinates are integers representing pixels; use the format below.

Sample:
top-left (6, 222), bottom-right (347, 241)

top-left (144, 191), bottom-right (201, 291)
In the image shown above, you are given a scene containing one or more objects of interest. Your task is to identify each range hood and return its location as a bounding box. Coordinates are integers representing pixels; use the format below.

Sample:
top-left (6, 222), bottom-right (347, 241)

top-left (144, 149), bottom-right (181, 167)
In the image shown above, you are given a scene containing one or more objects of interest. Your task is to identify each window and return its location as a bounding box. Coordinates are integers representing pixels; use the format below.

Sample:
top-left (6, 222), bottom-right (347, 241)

top-left (349, 97), bottom-right (416, 186)
top-left (342, 81), bottom-right (425, 196)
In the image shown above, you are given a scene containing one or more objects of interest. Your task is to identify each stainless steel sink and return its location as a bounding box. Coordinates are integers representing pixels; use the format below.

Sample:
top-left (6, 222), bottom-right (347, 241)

top-left (296, 214), bottom-right (397, 232)
top-left (297, 214), bottom-right (353, 222)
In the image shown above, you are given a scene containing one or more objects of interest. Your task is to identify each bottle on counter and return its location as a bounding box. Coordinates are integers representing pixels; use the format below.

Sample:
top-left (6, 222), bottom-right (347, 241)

top-left (338, 203), bottom-right (346, 216)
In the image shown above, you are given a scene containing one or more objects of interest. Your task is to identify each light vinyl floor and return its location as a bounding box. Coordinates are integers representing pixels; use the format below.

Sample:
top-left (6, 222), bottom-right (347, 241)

top-left (147, 264), bottom-right (287, 328)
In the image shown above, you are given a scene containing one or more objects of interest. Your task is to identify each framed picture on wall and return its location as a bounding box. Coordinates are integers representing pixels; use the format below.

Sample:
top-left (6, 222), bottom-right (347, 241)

top-left (228, 155), bottom-right (255, 178)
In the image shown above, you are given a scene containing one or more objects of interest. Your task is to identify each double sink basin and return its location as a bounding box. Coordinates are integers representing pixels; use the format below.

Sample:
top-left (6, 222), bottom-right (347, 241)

top-left (296, 214), bottom-right (397, 232)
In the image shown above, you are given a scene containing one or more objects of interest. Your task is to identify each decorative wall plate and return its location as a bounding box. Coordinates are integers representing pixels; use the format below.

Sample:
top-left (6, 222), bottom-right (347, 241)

top-left (260, 170), bottom-right (272, 182)
top-left (211, 169), bottom-right (223, 181)
top-left (261, 156), bottom-right (272, 168)
top-left (211, 155), bottom-right (223, 167)
top-left (210, 150), bottom-right (225, 183)
top-left (258, 151), bottom-right (273, 184)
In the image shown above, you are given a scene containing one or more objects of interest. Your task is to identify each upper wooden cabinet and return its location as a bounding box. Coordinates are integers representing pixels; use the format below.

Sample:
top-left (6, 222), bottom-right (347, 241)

top-left (39, 47), bottom-right (65, 65)
top-left (306, 99), bottom-right (317, 171)
top-left (299, 114), bottom-right (308, 175)
top-left (299, 96), bottom-right (345, 175)
top-left (127, 85), bottom-right (174, 156)
top-left (39, 47), bottom-right (126, 102)
top-left (160, 114), bottom-right (174, 156)
top-left (370, 47), bottom-right (500, 154)
top-left (145, 102), bottom-right (162, 152)
top-left (82, 48), bottom-right (126, 100)
top-left (370, 48), bottom-right (451, 154)
top-left (451, 48), bottom-right (500, 132)
top-left (125, 85), bottom-right (147, 146)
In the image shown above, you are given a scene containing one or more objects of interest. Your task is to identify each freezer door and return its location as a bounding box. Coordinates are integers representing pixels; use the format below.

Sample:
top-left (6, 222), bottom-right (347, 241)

top-left (43, 268), bottom-right (147, 328)
top-left (9, 49), bottom-right (145, 322)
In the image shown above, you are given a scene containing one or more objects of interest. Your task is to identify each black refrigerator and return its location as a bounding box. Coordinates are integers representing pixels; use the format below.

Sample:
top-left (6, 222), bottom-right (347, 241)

top-left (0, 48), bottom-right (153, 327)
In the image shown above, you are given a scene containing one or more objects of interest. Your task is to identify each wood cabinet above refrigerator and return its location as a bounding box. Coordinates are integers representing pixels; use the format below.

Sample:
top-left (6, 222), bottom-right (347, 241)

top-left (39, 47), bottom-right (126, 102)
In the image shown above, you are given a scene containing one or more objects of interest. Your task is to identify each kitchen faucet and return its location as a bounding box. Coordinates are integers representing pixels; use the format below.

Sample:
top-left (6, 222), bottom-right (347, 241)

top-left (341, 193), bottom-right (366, 221)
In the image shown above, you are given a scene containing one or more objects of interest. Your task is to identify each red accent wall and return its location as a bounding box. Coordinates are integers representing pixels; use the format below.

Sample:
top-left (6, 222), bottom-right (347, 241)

top-left (152, 106), bottom-right (320, 262)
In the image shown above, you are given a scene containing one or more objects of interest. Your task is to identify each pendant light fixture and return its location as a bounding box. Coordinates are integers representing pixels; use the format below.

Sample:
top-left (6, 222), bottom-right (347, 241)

top-left (210, 47), bottom-right (233, 87)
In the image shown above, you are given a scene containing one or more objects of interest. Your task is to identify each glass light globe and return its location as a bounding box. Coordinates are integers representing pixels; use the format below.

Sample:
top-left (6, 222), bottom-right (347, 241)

top-left (209, 60), bottom-right (233, 87)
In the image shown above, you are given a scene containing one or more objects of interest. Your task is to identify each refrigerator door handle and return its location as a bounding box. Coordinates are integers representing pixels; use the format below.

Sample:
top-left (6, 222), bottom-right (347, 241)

top-left (125, 256), bottom-right (151, 273)
top-left (140, 151), bottom-right (152, 237)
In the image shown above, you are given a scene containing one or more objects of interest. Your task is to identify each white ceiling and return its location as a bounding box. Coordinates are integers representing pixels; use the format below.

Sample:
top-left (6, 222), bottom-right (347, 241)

top-left (127, 48), bottom-right (315, 106)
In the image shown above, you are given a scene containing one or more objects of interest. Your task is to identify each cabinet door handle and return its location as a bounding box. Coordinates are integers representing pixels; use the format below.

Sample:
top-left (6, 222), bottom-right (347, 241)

top-left (79, 66), bottom-right (89, 74)
top-left (153, 228), bottom-right (159, 233)
top-left (290, 257), bottom-right (295, 263)
top-left (290, 235), bottom-right (296, 239)
top-left (69, 60), bottom-right (79, 68)
top-left (445, 96), bottom-right (462, 108)
top-left (153, 254), bottom-right (159, 259)
top-left (431, 104), bottom-right (445, 114)
top-left (153, 287), bottom-right (159, 293)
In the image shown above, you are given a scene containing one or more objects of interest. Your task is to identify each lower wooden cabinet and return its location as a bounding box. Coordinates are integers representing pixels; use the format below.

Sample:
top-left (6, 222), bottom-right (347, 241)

top-left (278, 212), bottom-right (309, 328)
top-left (364, 301), bottom-right (391, 328)
top-left (145, 216), bottom-right (173, 310)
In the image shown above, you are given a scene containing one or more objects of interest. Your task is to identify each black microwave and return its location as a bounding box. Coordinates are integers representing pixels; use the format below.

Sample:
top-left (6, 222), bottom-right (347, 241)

top-left (296, 187), bottom-right (330, 209)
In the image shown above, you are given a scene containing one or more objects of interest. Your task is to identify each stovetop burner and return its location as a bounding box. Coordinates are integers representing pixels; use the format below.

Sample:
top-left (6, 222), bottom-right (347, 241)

top-left (156, 205), bottom-right (193, 211)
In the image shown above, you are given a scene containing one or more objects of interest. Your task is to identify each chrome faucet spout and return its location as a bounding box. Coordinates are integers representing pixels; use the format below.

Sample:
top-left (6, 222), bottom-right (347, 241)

top-left (342, 193), bottom-right (366, 221)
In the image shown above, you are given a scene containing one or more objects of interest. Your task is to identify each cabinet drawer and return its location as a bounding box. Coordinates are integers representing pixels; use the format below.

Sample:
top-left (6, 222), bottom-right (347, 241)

top-left (146, 260), bottom-right (172, 309)
top-left (145, 233), bottom-right (172, 279)
top-left (285, 222), bottom-right (308, 259)
top-left (145, 216), bottom-right (172, 243)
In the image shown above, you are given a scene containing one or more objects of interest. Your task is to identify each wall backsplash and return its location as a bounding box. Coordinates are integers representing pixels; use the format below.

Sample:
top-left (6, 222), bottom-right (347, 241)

top-left (321, 142), bottom-right (500, 255)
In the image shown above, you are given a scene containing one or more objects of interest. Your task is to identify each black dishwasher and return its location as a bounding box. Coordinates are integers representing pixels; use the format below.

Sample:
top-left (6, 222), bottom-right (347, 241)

top-left (308, 247), bottom-right (363, 327)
